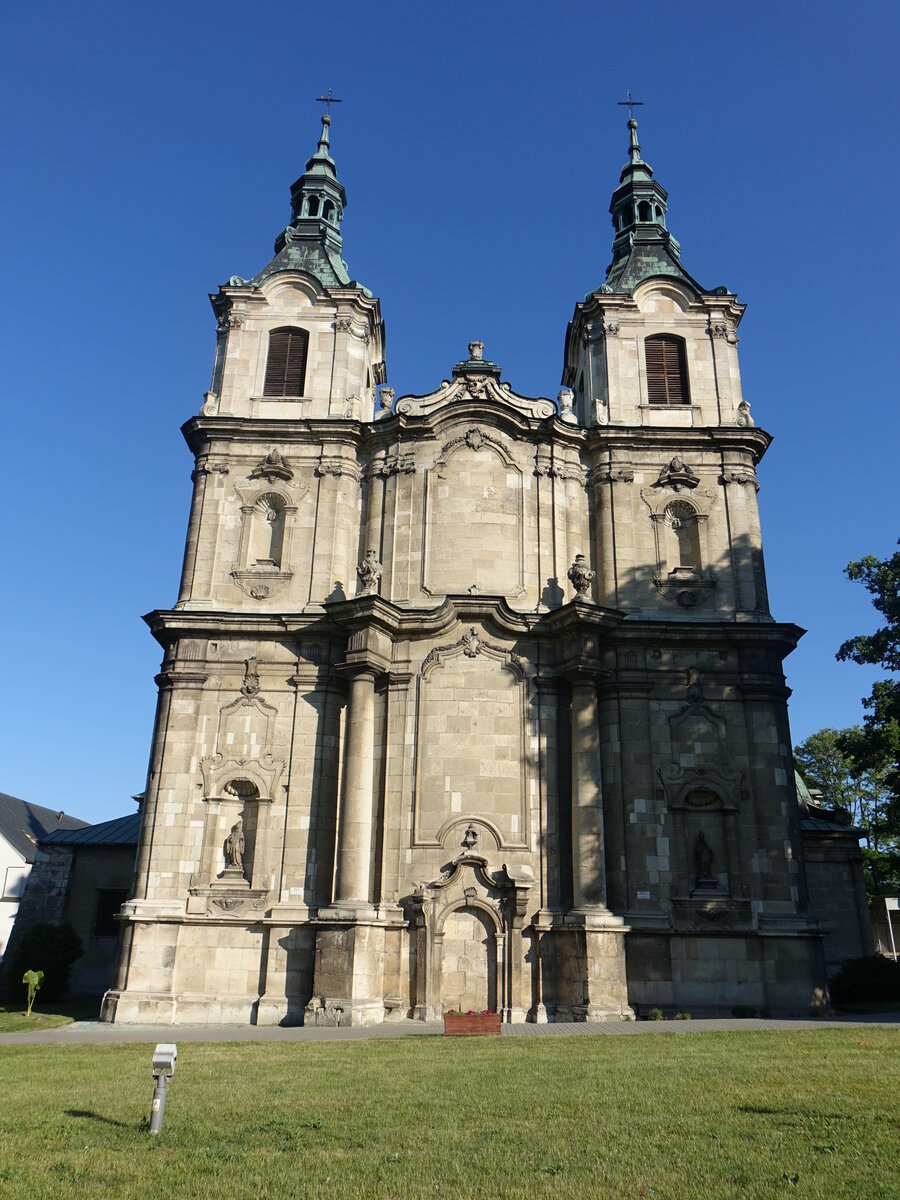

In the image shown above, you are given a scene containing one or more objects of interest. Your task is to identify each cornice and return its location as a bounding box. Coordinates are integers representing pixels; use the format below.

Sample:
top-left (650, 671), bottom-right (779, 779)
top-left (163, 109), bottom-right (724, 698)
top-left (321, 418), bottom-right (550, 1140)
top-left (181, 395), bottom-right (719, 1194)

top-left (322, 593), bottom-right (536, 640)
top-left (582, 425), bottom-right (773, 464)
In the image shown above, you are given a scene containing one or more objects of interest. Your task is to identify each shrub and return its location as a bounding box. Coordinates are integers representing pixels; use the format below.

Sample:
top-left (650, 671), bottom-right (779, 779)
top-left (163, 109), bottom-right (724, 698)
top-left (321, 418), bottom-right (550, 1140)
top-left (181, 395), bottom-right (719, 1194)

top-left (830, 955), bottom-right (900, 1005)
top-left (6, 923), bottom-right (83, 1005)
top-left (648, 1007), bottom-right (664, 1021)
top-left (674, 1011), bottom-right (692, 1020)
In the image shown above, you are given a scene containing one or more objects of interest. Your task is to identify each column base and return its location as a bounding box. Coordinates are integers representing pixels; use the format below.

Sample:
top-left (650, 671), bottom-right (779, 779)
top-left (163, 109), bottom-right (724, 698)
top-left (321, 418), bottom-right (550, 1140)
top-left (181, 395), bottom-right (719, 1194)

top-left (564, 906), bottom-right (628, 929)
top-left (316, 902), bottom-right (379, 922)
top-left (304, 996), bottom-right (386, 1027)
top-left (552, 922), bottom-right (632, 1020)
top-left (256, 994), bottom-right (310, 1027)
top-left (305, 920), bottom-right (387, 1026)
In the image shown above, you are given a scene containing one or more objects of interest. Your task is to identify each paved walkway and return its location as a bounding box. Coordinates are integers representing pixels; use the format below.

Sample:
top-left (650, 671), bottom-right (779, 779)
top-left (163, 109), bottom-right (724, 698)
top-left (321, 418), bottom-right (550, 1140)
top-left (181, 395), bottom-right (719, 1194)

top-left (3, 1011), bottom-right (898, 1046)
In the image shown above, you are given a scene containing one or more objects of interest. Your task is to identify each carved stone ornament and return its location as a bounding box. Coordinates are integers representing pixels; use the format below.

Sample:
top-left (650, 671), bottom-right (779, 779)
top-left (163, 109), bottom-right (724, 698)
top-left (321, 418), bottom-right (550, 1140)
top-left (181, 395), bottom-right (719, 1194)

top-left (394, 361), bottom-right (556, 421)
top-left (656, 456), bottom-right (699, 491)
top-left (250, 448), bottom-right (293, 484)
top-left (316, 455), bottom-right (359, 479)
top-left (356, 548), bottom-right (383, 595)
top-left (216, 312), bottom-right (243, 333)
top-left (736, 400), bottom-right (754, 428)
top-left (368, 452), bottom-right (416, 478)
top-left (592, 463), bottom-right (634, 485)
top-left (460, 373), bottom-right (488, 399)
top-left (721, 467), bottom-right (759, 491)
top-left (421, 628), bottom-right (523, 676)
top-left (708, 319), bottom-right (739, 346)
top-left (604, 320), bottom-right (620, 336)
top-left (550, 461), bottom-right (587, 485)
top-left (192, 460), bottom-right (229, 481)
top-left (558, 387), bottom-right (577, 424)
top-left (240, 657), bottom-right (261, 699)
top-left (378, 386), bottom-right (395, 412)
top-left (468, 340), bottom-right (484, 361)
top-left (567, 553), bottom-right (595, 599)
top-left (653, 571), bottom-right (716, 609)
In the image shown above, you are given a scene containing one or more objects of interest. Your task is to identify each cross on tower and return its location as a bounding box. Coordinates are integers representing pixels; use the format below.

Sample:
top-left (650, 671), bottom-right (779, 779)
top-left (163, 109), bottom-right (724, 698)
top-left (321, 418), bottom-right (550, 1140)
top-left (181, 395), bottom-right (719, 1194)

top-left (316, 88), bottom-right (343, 116)
top-left (617, 90), bottom-right (644, 120)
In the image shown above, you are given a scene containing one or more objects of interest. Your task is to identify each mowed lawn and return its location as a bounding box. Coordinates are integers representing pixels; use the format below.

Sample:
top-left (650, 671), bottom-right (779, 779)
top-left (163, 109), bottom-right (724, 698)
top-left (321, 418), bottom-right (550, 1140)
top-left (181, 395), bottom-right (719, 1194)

top-left (0, 1030), bottom-right (896, 1200)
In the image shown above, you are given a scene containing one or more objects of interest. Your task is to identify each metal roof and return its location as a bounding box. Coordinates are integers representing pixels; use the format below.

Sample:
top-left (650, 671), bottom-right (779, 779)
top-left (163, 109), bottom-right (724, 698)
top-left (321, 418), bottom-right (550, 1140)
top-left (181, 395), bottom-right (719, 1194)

top-left (0, 791), bottom-right (91, 863)
top-left (41, 812), bottom-right (141, 847)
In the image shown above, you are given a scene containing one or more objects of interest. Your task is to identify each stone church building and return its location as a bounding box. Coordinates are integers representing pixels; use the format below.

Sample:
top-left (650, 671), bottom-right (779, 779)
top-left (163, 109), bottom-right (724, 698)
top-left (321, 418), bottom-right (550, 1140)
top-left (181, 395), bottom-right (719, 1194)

top-left (103, 113), bottom-right (867, 1025)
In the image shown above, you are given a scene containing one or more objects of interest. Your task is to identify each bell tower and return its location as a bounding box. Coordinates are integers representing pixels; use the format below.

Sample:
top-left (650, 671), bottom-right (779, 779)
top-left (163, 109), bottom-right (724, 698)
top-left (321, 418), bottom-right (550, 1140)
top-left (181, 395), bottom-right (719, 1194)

top-left (563, 115), bottom-right (769, 620)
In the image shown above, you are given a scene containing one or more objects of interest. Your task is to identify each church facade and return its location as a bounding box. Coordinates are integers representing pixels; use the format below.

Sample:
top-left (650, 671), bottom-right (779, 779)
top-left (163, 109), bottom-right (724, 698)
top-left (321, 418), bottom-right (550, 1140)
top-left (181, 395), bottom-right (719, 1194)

top-left (103, 113), bottom-right (863, 1025)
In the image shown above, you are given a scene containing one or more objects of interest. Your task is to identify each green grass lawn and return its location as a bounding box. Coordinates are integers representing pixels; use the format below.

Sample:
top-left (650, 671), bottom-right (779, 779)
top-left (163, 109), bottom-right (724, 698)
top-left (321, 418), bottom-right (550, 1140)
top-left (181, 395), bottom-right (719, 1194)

top-left (0, 1030), bottom-right (896, 1200)
top-left (0, 998), bottom-right (100, 1033)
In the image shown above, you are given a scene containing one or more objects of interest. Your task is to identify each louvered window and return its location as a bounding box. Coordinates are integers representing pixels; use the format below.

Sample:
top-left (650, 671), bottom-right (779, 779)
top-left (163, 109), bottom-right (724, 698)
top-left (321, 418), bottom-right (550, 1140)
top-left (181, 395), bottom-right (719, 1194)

top-left (263, 328), bottom-right (309, 397)
top-left (645, 335), bottom-right (689, 405)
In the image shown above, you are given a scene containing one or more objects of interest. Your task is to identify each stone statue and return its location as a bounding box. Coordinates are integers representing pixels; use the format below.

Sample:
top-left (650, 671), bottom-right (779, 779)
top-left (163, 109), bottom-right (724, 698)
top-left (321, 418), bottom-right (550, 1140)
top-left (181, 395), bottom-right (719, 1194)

top-left (694, 831), bottom-right (715, 886)
top-left (567, 553), bottom-right (595, 599)
top-left (468, 340), bottom-right (484, 361)
top-left (225, 819), bottom-right (245, 870)
top-left (357, 549), bottom-right (383, 595)
top-left (378, 386), bottom-right (395, 415)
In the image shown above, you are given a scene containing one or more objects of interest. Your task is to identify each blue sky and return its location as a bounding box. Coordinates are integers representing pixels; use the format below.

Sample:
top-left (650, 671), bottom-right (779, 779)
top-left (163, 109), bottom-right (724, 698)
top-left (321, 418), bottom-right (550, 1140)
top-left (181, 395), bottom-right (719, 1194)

top-left (2, 1), bottom-right (897, 823)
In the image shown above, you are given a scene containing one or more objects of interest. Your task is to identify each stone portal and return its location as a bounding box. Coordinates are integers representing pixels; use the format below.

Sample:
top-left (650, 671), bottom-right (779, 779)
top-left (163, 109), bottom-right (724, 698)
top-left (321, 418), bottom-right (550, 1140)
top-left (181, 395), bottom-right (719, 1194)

top-left (440, 907), bottom-right (497, 1013)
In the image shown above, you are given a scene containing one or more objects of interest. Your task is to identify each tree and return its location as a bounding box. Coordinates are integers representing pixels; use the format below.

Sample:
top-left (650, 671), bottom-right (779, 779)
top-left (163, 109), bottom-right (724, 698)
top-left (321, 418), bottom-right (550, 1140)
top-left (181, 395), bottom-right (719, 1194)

top-left (834, 541), bottom-right (900, 896)
top-left (836, 541), bottom-right (900, 798)
top-left (794, 726), bottom-right (892, 837)
top-left (793, 728), bottom-right (860, 815)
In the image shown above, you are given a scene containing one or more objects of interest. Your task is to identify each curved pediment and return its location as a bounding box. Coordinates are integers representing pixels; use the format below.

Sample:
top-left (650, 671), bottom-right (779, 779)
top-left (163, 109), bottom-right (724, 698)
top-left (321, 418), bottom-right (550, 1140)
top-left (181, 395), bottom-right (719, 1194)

top-left (394, 343), bottom-right (557, 421)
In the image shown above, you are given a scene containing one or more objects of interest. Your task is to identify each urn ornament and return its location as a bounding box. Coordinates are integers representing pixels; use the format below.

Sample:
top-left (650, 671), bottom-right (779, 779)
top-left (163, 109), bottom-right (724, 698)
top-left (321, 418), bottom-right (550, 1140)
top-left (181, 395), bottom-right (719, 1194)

top-left (567, 553), bottom-right (595, 599)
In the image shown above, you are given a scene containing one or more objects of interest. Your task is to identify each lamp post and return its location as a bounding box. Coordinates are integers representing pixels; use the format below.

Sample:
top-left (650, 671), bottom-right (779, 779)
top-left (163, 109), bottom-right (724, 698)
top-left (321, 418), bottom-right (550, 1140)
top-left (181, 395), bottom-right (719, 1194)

top-left (149, 1043), bottom-right (177, 1135)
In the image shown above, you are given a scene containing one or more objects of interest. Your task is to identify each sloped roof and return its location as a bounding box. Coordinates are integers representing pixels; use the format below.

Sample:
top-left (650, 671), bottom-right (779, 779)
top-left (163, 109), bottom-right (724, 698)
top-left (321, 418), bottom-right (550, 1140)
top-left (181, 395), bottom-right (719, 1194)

top-left (0, 792), bottom-right (90, 863)
top-left (41, 812), bottom-right (140, 847)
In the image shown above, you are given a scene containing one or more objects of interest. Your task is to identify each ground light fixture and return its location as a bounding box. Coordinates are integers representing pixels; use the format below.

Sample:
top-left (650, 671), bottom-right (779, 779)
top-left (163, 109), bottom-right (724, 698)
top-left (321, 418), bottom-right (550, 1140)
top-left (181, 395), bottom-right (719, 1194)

top-left (149, 1043), bottom-right (177, 1135)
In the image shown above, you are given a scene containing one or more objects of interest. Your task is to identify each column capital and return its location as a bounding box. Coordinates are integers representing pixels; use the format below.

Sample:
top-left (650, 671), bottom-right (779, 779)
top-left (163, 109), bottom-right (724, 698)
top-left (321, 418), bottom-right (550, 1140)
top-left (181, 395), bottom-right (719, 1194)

top-left (334, 662), bottom-right (380, 684)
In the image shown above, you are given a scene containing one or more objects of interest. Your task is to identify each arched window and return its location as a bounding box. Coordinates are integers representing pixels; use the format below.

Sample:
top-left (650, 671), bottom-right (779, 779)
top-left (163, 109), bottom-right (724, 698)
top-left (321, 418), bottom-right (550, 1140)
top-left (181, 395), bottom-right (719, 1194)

top-left (645, 335), bottom-right (690, 405)
top-left (322, 200), bottom-right (335, 223)
top-left (263, 327), bottom-right (309, 397)
top-left (307, 196), bottom-right (319, 217)
top-left (638, 200), bottom-right (652, 222)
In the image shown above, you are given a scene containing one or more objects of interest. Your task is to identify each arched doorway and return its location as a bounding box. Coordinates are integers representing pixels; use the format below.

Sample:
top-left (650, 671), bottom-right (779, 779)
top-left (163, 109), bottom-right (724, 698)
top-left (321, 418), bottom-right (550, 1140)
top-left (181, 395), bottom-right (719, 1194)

top-left (440, 907), bottom-right (497, 1013)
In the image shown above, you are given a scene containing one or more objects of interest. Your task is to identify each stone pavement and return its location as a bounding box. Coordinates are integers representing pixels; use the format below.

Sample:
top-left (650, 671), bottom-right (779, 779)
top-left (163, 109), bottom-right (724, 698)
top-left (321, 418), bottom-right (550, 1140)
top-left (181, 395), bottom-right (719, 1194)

top-left (2, 1011), bottom-right (898, 1047)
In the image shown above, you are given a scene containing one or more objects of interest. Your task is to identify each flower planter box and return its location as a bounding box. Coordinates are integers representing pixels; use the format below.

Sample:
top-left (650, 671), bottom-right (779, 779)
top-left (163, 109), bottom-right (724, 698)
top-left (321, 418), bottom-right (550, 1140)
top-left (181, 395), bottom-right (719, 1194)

top-left (443, 1012), bottom-right (502, 1037)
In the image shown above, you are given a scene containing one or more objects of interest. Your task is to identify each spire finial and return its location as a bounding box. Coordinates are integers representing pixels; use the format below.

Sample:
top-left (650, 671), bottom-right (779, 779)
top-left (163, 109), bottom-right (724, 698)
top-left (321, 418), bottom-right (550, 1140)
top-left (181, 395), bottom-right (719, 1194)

top-left (616, 89), bottom-right (643, 121)
top-left (315, 88), bottom-right (343, 117)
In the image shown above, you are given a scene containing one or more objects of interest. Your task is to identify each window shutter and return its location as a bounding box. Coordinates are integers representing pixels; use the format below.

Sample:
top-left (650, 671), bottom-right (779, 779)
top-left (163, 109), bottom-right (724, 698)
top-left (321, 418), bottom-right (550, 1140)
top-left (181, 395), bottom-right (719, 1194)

top-left (645, 336), bottom-right (688, 405)
top-left (264, 328), bottom-right (308, 397)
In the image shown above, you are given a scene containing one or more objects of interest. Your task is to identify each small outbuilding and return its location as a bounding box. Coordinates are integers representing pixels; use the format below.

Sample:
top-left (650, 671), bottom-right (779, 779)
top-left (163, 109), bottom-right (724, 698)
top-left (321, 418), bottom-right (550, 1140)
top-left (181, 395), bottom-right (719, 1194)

top-left (0, 791), bottom-right (89, 959)
top-left (9, 812), bottom-right (140, 997)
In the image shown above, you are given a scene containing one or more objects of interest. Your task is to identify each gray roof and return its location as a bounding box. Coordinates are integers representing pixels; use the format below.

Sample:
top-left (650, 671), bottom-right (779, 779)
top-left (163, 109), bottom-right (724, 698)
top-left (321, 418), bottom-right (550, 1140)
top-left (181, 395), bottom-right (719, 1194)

top-left (0, 791), bottom-right (91, 863)
top-left (41, 812), bottom-right (140, 847)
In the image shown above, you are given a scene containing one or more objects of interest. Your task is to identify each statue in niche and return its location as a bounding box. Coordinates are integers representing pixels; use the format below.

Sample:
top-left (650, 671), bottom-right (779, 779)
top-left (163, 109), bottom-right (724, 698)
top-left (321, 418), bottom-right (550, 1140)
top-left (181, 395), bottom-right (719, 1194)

top-left (694, 831), bottom-right (715, 888)
top-left (225, 818), bottom-right (245, 871)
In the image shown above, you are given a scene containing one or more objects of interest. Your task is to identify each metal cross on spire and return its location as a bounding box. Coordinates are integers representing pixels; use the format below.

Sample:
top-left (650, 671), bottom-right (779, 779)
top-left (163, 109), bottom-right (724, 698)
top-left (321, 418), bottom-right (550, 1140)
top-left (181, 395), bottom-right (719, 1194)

top-left (316, 89), bottom-right (343, 116)
top-left (617, 90), bottom-right (644, 120)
